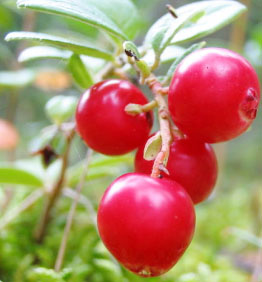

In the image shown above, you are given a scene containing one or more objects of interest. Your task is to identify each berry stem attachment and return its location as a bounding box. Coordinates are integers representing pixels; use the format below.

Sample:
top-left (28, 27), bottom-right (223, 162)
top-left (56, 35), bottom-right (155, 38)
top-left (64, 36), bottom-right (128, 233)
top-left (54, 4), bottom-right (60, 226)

top-left (125, 100), bottom-right (157, 115)
top-left (146, 75), bottom-right (172, 178)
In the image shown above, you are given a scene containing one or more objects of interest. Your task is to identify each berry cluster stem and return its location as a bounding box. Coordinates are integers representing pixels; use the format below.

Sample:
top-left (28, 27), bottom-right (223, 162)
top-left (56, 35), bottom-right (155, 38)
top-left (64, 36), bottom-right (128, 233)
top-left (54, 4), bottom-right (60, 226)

top-left (146, 75), bottom-right (172, 178)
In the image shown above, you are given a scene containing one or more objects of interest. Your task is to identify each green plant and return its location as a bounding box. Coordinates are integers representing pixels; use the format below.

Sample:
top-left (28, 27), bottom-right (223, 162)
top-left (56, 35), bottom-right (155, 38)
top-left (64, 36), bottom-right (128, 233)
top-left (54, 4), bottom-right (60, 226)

top-left (0, 0), bottom-right (260, 281)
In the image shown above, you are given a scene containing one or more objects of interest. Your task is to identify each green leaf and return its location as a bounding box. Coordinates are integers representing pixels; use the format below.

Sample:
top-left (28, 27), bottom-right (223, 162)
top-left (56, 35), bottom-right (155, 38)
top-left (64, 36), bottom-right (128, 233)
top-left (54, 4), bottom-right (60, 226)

top-left (17, 0), bottom-right (140, 40)
top-left (68, 154), bottom-right (133, 186)
top-left (123, 41), bottom-right (141, 60)
top-left (143, 132), bottom-right (162, 161)
top-left (144, 8), bottom-right (203, 58)
top-left (18, 46), bottom-right (72, 63)
top-left (171, 0), bottom-right (247, 44)
top-left (164, 41), bottom-right (206, 84)
top-left (45, 95), bottom-right (78, 125)
top-left (68, 54), bottom-right (94, 89)
top-left (0, 69), bottom-right (35, 89)
top-left (0, 166), bottom-right (43, 187)
top-left (230, 227), bottom-right (262, 248)
top-left (5, 32), bottom-right (114, 61)
top-left (142, 45), bottom-right (185, 66)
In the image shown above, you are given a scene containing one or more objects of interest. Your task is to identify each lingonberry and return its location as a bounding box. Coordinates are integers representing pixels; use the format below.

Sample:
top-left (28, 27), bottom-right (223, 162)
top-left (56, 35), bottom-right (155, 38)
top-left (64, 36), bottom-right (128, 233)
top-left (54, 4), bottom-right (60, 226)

top-left (97, 173), bottom-right (195, 277)
top-left (135, 136), bottom-right (218, 204)
top-left (168, 47), bottom-right (260, 143)
top-left (76, 80), bottom-right (153, 155)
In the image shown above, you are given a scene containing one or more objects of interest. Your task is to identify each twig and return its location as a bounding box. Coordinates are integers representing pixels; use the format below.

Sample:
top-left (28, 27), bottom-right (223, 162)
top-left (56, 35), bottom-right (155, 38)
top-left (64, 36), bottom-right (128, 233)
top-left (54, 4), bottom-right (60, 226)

top-left (0, 190), bottom-right (44, 230)
top-left (62, 187), bottom-right (97, 227)
top-left (55, 148), bottom-right (93, 272)
top-left (146, 75), bottom-right (172, 178)
top-left (34, 130), bottom-right (75, 243)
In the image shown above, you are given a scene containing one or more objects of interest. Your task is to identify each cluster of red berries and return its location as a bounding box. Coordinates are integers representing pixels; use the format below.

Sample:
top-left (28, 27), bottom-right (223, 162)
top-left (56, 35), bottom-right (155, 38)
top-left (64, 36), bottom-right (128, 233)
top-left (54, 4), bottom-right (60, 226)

top-left (76, 48), bottom-right (260, 277)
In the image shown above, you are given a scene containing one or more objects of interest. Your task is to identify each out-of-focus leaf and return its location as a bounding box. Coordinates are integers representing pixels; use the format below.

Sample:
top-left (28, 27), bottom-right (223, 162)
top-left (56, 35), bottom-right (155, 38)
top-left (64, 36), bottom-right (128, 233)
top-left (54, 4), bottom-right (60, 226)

top-left (89, 154), bottom-right (133, 168)
top-left (171, 0), bottom-right (246, 44)
top-left (45, 95), bottom-right (78, 125)
top-left (26, 267), bottom-right (65, 282)
top-left (0, 43), bottom-right (13, 61)
top-left (164, 41), bottom-right (206, 84)
top-left (17, 0), bottom-right (140, 40)
top-left (68, 154), bottom-right (133, 186)
top-left (68, 54), bottom-right (94, 89)
top-left (0, 166), bottom-right (43, 187)
top-left (5, 32), bottom-right (114, 61)
top-left (0, 6), bottom-right (13, 30)
top-left (18, 46), bottom-right (72, 63)
top-left (144, 8), bottom-right (203, 57)
top-left (141, 45), bottom-right (185, 66)
top-left (0, 69), bottom-right (35, 89)
top-left (229, 227), bottom-right (262, 248)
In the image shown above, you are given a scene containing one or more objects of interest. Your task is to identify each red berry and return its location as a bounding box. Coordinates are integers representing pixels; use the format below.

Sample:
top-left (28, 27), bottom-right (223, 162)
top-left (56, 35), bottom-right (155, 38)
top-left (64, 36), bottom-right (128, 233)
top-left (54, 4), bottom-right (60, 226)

top-left (97, 173), bottom-right (195, 277)
top-left (76, 80), bottom-right (153, 155)
top-left (168, 48), bottom-right (260, 143)
top-left (135, 136), bottom-right (218, 204)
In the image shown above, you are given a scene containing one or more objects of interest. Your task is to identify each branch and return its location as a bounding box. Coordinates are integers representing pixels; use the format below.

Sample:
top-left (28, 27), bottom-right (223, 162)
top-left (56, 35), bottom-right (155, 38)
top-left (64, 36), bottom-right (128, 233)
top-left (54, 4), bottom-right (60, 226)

top-left (34, 129), bottom-right (75, 243)
top-left (146, 75), bottom-right (172, 178)
top-left (55, 148), bottom-right (93, 272)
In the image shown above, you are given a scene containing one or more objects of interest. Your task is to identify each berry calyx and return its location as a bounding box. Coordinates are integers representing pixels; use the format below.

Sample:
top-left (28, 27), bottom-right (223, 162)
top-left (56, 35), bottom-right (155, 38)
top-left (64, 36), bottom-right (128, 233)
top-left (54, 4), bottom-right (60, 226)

top-left (135, 136), bottom-right (218, 204)
top-left (168, 47), bottom-right (260, 143)
top-left (76, 79), bottom-right (153, 155)
top-left (97, 173), bottom-right (195, 277)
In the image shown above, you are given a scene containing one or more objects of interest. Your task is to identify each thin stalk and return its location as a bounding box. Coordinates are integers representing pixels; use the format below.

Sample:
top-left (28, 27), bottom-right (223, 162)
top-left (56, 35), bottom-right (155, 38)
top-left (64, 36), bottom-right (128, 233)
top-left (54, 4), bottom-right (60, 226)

top-left (54, 148), bottom-right (93, 272)
top-left (34, 130), bottom-right (75, 243)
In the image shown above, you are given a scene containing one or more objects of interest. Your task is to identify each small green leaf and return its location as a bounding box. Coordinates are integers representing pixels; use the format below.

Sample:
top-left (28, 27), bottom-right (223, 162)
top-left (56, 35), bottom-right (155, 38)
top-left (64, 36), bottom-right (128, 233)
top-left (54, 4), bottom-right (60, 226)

top-left (123, 41), bottom-right (141, 60)
top-left (171, 0), bottom-right (247, 44)
top-left (17, 0), bottom-right (140, 40)
top-left (144, 9), bottom-right (203, 58)
top-left (45, 95), bottom-right (78, 125)
top-left (136, 60), bottom-right (151, 80)
top-left (68, 54), bottom-right (94, 89)
top-left (165, 41), bottom-right (206, 84)
top-left (0, 69), bottom-right (35, 89)
top-left (18, 46), bottom-right (72, 63)
top-left (6, 32), bottom-right (114, 61)
top-left (144, 132), bottom-right (162, 161)
top-left (0, 166), bottom-right (43, 187)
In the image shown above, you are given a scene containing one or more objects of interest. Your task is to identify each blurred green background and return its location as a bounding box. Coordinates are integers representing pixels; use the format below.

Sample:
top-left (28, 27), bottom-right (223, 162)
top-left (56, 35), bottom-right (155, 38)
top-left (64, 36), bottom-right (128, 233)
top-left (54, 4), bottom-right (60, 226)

top-left (0, 0), bottom-right (261, 281)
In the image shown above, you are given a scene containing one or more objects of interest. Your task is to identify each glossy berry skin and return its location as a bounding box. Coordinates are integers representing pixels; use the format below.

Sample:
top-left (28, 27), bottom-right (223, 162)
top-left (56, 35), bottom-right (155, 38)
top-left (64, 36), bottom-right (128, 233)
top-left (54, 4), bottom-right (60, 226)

top-left (168, 48), bottom-right (260, 143)
top-left (97, 173), bottom-right (195, 277)
top-left (135, 137), bottom-right (218, 204)
top-left (76, 80), bottom-right (153, 155)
